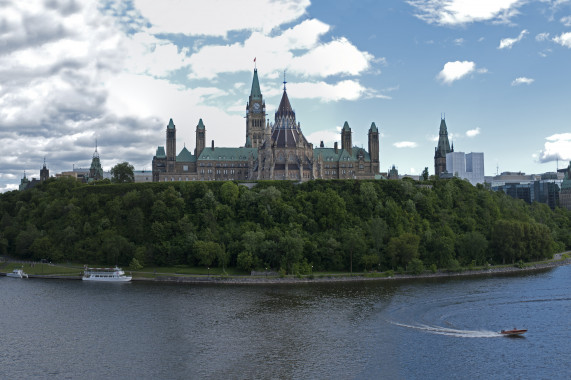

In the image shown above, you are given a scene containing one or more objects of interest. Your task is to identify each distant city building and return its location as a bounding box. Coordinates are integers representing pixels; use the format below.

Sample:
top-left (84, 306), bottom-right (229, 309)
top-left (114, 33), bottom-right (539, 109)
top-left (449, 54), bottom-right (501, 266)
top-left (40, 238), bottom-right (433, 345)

top-left (152, 68), bottom-right (380, 182)
top-left (491, 170), bottom-right (563, 209)
top-left (387, 165), bottom-right (399, 180)
top-left (559, 162), bottom-right (571, 211)
top-left (54, 145), bottom-right (111, 183)
top-left (134, 170), bottom-right (153, 183)
top-left (446, 152), bottom-right (485, 185)
top-left (434, 117), bottom-right (453, 177)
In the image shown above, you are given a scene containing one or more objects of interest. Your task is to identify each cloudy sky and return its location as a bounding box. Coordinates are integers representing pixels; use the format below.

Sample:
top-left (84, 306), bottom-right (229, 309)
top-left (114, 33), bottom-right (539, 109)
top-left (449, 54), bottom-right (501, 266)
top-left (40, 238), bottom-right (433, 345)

top-left (1, 0), bottom-right (571, 191)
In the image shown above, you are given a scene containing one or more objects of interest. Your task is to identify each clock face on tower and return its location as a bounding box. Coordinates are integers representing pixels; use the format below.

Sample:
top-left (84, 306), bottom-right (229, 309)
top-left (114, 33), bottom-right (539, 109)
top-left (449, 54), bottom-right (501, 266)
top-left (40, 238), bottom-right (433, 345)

top-left (253, 103), bottom-right (261, 113)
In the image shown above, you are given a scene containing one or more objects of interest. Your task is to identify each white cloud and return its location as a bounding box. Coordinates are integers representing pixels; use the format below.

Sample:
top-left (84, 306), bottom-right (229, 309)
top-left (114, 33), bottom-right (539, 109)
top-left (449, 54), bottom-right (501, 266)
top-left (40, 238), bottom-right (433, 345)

top-left (306, 130), bottom-right (341, 146)
top-left (437, 61), bottom-right (479, 84)
top-left (466, 127), bottom-right (481, 137)
top-left (186, 21), bottom-right (374, 80)
top-left (553, 32), bottom-right (571, 47)
top-left (454, 37), bottom-right (465, 45)
top-left (394, 141), bottom-right (418, 148)
top-left (561, 15), bottom-right (571, 26)
top-left (511, 77), bottom-right (535, 86)
top-left (538, 133), bottom-right (571, 163)
top-left (133, 0), bottom-right (310, 37)
top-left (536, 32), bottom-right (550, 42)
top-left (288, 80), bottom-right (377, 102)
top-left (407, 0), bottom-right (524, 26)
top-left (498, 29), bottom-right (528, 49)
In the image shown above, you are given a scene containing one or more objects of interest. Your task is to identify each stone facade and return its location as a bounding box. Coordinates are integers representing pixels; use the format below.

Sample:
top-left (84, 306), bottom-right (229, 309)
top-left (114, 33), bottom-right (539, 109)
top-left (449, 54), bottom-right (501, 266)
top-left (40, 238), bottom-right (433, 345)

top-left (152, 69), bottom-right (380, 182)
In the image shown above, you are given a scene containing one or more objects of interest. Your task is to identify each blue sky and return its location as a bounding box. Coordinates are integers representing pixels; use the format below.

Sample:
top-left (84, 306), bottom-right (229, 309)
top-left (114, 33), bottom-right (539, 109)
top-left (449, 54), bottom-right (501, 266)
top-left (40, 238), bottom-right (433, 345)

top-left (1, 0), bottom-right (571, 191)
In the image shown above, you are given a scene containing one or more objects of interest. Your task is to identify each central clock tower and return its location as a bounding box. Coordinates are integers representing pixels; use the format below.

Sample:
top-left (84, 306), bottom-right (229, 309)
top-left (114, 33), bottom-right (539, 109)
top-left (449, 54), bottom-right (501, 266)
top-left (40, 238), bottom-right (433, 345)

top-left (246, 68), bottom-right (266, 148)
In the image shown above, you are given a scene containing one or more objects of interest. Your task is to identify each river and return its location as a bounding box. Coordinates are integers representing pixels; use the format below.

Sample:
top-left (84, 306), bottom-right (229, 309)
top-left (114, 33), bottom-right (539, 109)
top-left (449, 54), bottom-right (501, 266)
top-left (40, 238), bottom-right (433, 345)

top-left (1, 265), bottom-right (570, 379)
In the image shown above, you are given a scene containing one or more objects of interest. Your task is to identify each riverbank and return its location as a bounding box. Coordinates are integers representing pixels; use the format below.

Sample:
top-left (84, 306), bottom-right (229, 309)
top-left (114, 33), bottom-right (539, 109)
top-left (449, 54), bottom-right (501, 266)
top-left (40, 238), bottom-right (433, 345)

top-left (145, 254), bottom-right (571, 285)
top-left (4, 253), bottom-right (569, 284)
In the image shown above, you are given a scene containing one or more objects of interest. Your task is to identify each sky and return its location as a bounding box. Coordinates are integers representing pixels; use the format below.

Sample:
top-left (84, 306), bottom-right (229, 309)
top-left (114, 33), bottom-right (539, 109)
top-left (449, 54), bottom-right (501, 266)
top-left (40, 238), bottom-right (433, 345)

top-left (1, 0), bottom-right (571, 192)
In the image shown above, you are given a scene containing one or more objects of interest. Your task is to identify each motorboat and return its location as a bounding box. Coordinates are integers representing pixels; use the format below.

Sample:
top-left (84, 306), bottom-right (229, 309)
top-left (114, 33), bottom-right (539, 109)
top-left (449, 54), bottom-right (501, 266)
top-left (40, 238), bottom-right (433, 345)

top-left (6, 268), bottom-right (28, 278)
top-left (82, 266), bottom-right (132, 282)
top-left (500, 328), bottom-right (527, 336)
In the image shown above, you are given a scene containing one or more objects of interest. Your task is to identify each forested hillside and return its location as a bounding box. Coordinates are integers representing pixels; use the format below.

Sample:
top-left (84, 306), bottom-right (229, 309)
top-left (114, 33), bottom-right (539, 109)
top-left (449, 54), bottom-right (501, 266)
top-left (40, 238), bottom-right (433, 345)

top-left (1, 178), bottom-right (570, 273)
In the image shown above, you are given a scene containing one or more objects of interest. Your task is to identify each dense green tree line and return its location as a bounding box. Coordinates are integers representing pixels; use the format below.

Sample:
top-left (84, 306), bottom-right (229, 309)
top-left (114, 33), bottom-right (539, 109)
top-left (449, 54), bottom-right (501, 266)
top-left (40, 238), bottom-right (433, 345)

top-left (1, 177), bottom-right (570, 273)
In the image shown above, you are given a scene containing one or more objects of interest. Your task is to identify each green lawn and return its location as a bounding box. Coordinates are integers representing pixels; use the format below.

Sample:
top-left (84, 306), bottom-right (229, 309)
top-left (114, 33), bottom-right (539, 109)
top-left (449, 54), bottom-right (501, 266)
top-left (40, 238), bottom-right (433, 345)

top-left (2, 262), bottom-right (82, 276)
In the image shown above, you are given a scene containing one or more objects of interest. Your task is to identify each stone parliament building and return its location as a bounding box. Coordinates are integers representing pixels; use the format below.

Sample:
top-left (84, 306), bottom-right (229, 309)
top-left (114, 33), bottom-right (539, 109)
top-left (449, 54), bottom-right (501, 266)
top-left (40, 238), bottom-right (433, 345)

top-left (152, 69), bottom-right (380, 182)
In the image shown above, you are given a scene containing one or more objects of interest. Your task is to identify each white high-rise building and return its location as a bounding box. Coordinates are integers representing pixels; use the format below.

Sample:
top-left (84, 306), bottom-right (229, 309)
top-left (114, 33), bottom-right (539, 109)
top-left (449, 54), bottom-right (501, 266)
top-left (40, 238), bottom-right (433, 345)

top-left (446, 152), bottom-right (484, 185)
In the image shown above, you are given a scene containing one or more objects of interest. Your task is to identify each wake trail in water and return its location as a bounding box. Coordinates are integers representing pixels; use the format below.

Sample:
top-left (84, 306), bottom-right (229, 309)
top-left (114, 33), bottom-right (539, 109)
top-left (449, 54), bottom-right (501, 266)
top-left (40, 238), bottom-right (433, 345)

top-left (390, 321), bottom-right (501, 338)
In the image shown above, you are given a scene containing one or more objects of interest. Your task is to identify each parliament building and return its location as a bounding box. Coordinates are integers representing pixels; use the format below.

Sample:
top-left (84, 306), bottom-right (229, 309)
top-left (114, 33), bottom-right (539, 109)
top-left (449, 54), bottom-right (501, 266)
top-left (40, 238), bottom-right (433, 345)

top-left (152, 69), bottom-right (380, 182)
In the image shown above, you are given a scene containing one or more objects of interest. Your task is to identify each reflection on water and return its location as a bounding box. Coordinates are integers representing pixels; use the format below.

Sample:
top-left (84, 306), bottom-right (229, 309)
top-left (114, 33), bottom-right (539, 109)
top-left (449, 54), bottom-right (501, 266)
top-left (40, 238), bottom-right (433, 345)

top-left (1, 267), bottom-right (570, 379)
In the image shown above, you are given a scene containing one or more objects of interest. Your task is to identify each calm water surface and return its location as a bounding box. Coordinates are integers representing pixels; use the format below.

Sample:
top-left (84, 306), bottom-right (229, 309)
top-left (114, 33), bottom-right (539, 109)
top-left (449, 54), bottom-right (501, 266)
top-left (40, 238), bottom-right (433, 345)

top-left (1, 266), bottom-right (570, 379)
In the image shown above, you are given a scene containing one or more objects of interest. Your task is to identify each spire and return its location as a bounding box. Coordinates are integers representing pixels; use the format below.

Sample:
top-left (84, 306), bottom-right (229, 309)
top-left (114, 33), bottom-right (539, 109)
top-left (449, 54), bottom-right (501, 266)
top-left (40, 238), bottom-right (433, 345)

top-left (276, 88), bottom-right (293, 118)
top-left (436, 117), bottom-right (451, 157)
top-left (250, 68), bottom-right (262, 101)
top-left (369, 122), bottom-right (378, 132)
top-left (93, 140), bottom-right (100, 159)
top-left (283, 70), bottom-right (287, 91)
top-left (197, 118), bottom-right (205, 130)
top-left (167, 118), bottom-right (175, 130)
top-left (342, 121), bottom-right (351, 131)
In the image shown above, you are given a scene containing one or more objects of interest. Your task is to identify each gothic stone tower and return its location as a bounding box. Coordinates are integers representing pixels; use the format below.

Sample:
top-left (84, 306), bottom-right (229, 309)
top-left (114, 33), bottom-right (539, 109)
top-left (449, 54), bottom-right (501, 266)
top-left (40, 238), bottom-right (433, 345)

top-left (195, 118), bottom-right (206, 156)
top-left (245, 68), bottom-right (266, 148)
top-left (368, 122), bottom-right (380, 174)
top-left (341, 121), bottom-right (352, 155)
top-left (434, 117), bottom-right (453, 177)
top-left (166, 118), bottom-right (176, 172)
top-left (40, 157), bottom-right (49, 182)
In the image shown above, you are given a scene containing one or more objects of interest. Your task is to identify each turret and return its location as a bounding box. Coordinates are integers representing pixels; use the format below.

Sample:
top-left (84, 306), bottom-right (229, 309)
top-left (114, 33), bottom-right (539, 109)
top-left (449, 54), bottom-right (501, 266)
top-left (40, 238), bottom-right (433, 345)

top-left (195, 118), bottom-right (206, 156)
top-left (166, 118), bottom-right (176, 172)
top-left (341, 121), bottom-right (352, 155)
top-left (368, 122), bottom-right (379, 174)
top-left (40, 157), bottom-right (49, 182)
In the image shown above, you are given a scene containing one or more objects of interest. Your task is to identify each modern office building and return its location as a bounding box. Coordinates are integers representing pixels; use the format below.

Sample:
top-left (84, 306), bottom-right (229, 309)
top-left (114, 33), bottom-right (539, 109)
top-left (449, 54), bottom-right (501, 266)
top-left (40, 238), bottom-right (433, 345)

top-left (490, 170), bottom-right (564, 209)
top-left (445, 151), bottom-right (485, 185)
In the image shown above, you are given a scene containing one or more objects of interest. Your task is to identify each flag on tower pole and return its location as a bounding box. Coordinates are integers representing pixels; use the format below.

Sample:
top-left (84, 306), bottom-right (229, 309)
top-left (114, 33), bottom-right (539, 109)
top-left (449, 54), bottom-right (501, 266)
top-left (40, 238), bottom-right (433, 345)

top-left (254, 57), bottom-right (256, 69)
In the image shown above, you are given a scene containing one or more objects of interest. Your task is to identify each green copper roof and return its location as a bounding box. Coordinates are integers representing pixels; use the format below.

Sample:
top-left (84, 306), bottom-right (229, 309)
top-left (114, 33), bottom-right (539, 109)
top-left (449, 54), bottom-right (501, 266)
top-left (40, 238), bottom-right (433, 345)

top-left (198, 147), bottom-right (258, 161)
top-left (370, 122), bottom-right (378, 132)
top-left (314, 147), bottom-right (371, 162)
top-left (342, 121), bottom-right (351, 131)
top-left (197, 118), bottom-right (205, 130)
top-left (250, 69), bottom-right (262, 101)
top-left (156, 146), bottom-right (166, 158)
top-left (167, 118), bottom-right (175, 130)
top-left (177, 146), bottom-right (196, 162)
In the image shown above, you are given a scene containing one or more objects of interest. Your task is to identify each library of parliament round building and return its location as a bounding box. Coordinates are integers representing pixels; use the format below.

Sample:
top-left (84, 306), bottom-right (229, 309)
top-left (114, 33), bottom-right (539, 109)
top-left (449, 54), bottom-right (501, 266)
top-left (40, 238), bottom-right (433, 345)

top-left (152, 69), bottom-right (380, 182)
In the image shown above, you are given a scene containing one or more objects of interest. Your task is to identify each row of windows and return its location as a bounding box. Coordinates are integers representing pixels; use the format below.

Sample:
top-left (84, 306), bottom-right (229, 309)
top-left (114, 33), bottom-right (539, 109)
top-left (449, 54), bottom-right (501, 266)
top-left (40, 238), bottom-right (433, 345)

top-left (198, 163), bottom-right (248, 168)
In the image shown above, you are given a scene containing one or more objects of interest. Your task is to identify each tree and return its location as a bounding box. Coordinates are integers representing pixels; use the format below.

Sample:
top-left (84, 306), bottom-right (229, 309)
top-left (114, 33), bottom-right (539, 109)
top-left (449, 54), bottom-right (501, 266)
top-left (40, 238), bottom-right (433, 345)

top-left (422, 167), bottom-right (429, 181)
top-left (110, 162), bottom-right (135, 183)
top-left (387, 233), bottom-right (420, 269)
top-left (456, 231), bottom-right (488, 265)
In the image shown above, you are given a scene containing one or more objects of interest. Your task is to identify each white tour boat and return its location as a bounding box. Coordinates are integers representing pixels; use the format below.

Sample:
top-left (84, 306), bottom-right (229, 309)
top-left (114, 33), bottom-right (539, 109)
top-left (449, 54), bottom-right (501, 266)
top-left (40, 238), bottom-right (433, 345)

top-left (6, 268), bottom-right (28, 278)
top-left (82, 266), bottom-right (132, 282)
